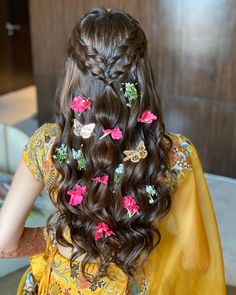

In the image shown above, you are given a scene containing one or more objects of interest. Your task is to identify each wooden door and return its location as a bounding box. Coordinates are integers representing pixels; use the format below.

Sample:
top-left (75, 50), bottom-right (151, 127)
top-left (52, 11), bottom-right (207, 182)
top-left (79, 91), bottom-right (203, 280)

top-left (0, 0), bottom-right (33, 94)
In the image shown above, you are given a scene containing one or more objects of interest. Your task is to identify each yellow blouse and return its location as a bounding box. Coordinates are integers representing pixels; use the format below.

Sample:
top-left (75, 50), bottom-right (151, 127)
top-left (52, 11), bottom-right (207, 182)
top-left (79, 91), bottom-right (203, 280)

top-left (21, 123), bottom-right (226, 294)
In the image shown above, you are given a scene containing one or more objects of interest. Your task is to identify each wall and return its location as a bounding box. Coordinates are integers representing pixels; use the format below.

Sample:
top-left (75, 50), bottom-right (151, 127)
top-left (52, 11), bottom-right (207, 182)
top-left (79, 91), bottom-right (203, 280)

top-left (29, 0), bottom-right (236, 177)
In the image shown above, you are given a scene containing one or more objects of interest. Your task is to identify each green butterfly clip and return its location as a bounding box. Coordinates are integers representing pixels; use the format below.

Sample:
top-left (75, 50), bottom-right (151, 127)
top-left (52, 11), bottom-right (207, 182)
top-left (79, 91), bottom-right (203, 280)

top-left (123, 82), bottom-right (138, 107)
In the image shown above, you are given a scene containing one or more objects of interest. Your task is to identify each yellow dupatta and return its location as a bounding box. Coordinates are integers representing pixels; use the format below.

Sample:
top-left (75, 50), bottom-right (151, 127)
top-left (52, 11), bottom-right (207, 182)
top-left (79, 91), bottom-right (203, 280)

top-left (142, 135), bottom-right (226, 294)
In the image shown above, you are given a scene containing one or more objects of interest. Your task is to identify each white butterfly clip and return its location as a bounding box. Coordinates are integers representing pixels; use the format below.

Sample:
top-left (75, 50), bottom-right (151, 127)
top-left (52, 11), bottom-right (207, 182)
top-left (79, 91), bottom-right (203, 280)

top-left (73, 119), bottom-right (96, 139)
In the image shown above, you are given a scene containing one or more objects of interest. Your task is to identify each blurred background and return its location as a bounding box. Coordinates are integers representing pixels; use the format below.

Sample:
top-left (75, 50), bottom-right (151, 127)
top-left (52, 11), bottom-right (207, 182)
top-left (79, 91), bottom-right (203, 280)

top-left (0, 0), bottom-right (235, 294)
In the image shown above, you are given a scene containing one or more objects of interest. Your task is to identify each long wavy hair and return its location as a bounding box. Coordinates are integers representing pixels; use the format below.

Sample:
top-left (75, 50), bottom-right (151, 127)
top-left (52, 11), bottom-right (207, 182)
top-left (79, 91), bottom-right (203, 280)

top-left (48, 7), bottom-right (177, 285)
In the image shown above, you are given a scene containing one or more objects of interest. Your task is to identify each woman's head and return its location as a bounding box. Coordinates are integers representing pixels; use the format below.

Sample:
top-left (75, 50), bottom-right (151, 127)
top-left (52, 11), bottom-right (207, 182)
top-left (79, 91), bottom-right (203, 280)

top-left (50, 7), bottom-right (176, 285)
top-left (58, 7), bottom-right (163, 127)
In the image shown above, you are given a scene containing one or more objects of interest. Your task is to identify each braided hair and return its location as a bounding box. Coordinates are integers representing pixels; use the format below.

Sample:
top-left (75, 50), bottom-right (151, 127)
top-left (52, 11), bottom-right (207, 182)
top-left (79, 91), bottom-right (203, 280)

top-left (49, 7), bottom-right (176, 285)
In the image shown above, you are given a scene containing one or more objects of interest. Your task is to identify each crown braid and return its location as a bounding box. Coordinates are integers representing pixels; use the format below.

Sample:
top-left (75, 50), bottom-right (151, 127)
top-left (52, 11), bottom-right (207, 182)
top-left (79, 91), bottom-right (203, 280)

top-left (68, 19), bottom-right (147, 86)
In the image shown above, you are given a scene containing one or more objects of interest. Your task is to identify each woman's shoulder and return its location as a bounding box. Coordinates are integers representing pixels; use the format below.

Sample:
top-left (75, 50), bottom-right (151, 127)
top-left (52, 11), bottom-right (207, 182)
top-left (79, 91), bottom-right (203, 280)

top-left (29, 122), bottom-right (61, 152)
top-left (161, 131), bottom-right (196, 192)
top-left (37, 122), bottom-right (61, 139)
top-left (164, 130), bottom-right (193, 156)
top-left (22, 122), bottom-right (61, 185)
top-left (25, 122), bottom-right (61, 146)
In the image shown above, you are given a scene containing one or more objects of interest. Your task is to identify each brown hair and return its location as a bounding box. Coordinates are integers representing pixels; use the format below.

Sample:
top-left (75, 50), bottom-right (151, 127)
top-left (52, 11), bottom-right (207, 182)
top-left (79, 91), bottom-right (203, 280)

top-left (49, 7), bottom-right (176, 285)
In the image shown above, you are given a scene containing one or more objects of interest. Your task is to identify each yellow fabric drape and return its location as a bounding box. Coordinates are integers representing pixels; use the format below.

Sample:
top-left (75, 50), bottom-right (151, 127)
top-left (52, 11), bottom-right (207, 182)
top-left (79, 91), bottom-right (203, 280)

top-left (17, 123), bottom-right (226, 294)
top-left (144, 142), bottom-right (226, 294)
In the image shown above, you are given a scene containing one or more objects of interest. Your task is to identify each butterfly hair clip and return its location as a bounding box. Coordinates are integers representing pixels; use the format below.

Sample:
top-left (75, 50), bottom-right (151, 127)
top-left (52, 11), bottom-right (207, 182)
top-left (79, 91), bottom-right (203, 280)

top-left (73, 119), bottom-right (96, 139)
top-left (123, 140), bottom-right (148, 163)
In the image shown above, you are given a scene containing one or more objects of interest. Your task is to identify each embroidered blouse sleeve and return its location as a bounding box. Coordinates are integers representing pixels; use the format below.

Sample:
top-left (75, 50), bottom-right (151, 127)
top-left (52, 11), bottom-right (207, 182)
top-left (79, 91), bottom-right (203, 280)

top-left (22, 124), bottom-right (47, 182)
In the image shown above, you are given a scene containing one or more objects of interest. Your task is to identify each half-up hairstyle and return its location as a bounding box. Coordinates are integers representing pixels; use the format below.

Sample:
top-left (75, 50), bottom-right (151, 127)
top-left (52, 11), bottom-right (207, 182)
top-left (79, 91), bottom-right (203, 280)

top-left (48, 7), bottom-right (177, 285)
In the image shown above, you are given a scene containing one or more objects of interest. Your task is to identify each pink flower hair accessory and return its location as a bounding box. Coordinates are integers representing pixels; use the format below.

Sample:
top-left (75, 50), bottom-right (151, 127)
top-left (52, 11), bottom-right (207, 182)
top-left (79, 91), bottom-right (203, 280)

top-left (70, 96), bottom-right (92, 113)
top-left (123, 195), bottom-right (140, 217)
top-left (138, 110), bottom-right (158, 124)
top-left (99, 128), bottom-right (123, 140)
top-left (93, 175), bottom-right (109, 185)
top-left (67, 184), bottom-right (87, 206)
top-left (95, 222), bottom-right (115, 240)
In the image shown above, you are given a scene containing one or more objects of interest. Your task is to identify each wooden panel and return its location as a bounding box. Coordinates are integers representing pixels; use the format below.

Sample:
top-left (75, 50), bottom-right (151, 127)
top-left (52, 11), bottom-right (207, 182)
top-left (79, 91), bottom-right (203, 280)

top-left (149, 0), bottom-right (236, 102)
top-left (162, 95), bottom-right (236, 177)
top-left (29, 0), bottom-right (236, 177)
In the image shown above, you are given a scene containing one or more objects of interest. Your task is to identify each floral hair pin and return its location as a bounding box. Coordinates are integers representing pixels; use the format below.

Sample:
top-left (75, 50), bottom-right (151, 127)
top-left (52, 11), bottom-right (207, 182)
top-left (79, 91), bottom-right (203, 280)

top-left (73, 119), bottom-right (96, 139)
top-left (123, 140), bottom-right (147, 163)
top-left (138, 110), bottom-right (158, 124)
top-left (123, 195), bottom-right (140, 217)
top-left (70, 96), bottom-right (92, 113)
top-left (53, 143), bottom-right (86, 169)
top-left (93, 175), bottom-right (109, 184)
top-left (72, 147), bottom-right (86, 170)
top-left (114, 163), bottom-right (124, 184)
top-left (122, 82), bottom-right (138, 107)
top-left (95, 222), bottom-right (116, 240)
top-left (99, 128), bottom-right (123, 140)
top-left (53, 144), bottom-right (70, 164)
top-left (67, 184), bottom-right (87, 206)
top-left (146, 185), bottom-right (157, 204)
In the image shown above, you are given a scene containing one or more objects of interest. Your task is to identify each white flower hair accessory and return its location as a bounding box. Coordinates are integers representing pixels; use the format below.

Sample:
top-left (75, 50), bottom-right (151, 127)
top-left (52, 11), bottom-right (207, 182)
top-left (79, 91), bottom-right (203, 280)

top-left (146, 185), bottom-right (158, 204)
top-left (114, 163), bottom-right (124, 184)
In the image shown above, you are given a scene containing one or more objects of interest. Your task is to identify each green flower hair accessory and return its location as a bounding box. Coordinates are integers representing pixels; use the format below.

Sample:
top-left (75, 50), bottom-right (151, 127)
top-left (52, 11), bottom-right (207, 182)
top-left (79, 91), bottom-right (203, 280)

top-left (72, 146), bottom-right (86, 170)
top-left (53, 143), bottom-right (86, 169)
top-left (114, 163), bottom-right (124, 184)
top-left (53, 144), bottom-right (69, 164)
top-left (123, 82), bottom-right (138, 107)
top-left (145, 185), bottom-right (157, 204)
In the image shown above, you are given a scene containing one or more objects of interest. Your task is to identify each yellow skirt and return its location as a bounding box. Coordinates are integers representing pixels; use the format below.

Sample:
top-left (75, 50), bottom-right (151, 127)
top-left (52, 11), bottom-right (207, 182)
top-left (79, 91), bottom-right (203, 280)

top-left (16, 234), bottom-right (135, 295)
